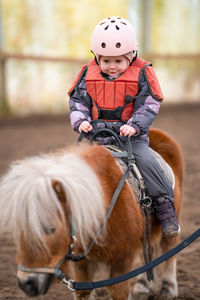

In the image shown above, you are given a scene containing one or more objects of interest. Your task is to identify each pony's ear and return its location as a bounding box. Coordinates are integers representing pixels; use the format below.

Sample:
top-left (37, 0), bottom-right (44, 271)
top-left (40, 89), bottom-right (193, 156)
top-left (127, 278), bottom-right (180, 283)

top-left (52, 180), bottom-right (66, 204)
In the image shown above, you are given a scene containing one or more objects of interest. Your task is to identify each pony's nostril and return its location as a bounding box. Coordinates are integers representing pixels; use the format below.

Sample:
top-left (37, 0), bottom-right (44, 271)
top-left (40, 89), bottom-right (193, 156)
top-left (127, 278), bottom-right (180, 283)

top-left (18, 277), bottom-right (39, 296)
top-left (25, 279), bottom-right (38, 296)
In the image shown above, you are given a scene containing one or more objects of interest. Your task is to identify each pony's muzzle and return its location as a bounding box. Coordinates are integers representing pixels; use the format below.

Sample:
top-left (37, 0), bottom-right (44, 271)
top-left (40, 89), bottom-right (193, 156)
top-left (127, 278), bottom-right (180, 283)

top-left (17, 273), bottom-right (52, 296)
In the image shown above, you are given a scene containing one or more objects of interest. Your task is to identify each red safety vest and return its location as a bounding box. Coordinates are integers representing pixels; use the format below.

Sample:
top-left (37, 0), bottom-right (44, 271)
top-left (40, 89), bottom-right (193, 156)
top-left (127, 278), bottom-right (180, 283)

top-left (68, 58), bottom-right (163, 122)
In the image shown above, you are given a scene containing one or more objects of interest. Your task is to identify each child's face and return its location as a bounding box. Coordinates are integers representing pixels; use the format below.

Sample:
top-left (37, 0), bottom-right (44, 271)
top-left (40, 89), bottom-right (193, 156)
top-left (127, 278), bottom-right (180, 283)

top-left (99, 56), bottom-right (128, 77)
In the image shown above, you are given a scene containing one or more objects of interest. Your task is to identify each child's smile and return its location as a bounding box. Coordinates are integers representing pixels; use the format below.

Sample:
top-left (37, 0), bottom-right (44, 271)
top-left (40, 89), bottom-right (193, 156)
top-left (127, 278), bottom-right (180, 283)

top-left (99, 56), bottom-right (128, 77)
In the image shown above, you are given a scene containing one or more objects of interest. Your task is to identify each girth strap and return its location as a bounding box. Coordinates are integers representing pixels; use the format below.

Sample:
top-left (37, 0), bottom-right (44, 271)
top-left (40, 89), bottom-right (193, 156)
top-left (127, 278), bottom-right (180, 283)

top-left (107, 143), bottom-right (153, 281)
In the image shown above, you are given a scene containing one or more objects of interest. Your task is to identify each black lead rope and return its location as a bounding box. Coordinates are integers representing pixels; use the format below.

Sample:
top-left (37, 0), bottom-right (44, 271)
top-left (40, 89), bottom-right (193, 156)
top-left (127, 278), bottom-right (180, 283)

top-left (72, 129), bottom-right (200, 290)
top-left (71, 228), bottom-right (200, 291)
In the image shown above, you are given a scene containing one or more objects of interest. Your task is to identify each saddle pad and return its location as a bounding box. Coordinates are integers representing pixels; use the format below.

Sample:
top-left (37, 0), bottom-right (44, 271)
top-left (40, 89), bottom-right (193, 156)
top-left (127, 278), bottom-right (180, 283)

top-left (115, 157), bottom-right (141, 202)
top-left (107, 145), bottom-right (175, 201)
top-left (150, 148), bottom-right (175, 189)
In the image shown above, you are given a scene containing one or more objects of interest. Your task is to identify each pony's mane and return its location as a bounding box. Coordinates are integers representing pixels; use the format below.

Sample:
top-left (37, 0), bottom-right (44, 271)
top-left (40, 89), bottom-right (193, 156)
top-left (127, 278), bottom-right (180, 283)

top-left (0, 146), bottom-right (105, 252)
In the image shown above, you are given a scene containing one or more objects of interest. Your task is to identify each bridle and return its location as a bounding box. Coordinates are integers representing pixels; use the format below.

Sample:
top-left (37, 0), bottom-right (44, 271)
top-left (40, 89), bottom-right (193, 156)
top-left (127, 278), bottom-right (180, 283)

top-left (18, 148), bottom-right (133, 291)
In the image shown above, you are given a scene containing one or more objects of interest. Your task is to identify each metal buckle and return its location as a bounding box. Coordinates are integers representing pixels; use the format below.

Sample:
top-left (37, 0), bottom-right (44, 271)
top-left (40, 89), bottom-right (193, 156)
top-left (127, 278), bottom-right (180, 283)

top-left (141, 196), bottom-right (152, 208)
top-left (62, 277), bottom-right (75, 292)
top-left (72, 235), bottom-right (77, 241)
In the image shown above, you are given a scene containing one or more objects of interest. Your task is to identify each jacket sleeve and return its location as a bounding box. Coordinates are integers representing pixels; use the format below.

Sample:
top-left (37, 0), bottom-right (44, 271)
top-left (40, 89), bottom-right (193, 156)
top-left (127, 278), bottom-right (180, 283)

top-left (69, 73), bottom-right (92, 132)
top-left (127, 67), bottom-right (161, 136)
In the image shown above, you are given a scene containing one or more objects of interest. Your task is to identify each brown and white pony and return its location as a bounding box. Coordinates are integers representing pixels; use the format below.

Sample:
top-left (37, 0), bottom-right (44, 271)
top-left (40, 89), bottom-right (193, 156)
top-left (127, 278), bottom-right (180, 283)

top-left (0, 129), bottom-right (183, 300)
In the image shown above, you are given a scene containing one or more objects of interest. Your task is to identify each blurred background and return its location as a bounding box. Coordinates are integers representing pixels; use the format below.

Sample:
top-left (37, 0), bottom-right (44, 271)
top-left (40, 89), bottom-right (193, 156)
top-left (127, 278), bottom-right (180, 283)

top-left (1, 3), bottom-right (200, 299)
top-left (0, 0), bottom-right (200, 115)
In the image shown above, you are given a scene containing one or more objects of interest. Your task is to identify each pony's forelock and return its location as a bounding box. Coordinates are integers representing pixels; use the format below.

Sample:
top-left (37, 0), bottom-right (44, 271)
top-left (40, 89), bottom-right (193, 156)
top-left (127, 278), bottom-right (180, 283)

top-left (0, 149), bottom-right (105, 252)
top-left (0, 156), bottom-right (64, 252)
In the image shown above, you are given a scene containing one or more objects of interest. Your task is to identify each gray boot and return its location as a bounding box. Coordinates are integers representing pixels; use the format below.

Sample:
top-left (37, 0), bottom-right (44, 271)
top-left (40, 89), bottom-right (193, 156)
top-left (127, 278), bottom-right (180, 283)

top-left (152, 197), bottom-right (180, 237)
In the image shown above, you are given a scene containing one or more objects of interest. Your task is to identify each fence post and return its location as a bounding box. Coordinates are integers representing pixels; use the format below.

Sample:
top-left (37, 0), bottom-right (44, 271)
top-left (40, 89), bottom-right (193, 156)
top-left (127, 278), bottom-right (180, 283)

top-left (141, 0), bottom-right (152, 56)
top-left (0, 1), bottom-right (9, 113)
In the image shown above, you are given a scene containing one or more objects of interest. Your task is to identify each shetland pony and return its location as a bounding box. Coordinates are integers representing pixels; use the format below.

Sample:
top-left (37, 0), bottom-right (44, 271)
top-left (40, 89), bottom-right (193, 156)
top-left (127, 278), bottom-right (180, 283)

top-left (0, 129), bottom-right (183, 300)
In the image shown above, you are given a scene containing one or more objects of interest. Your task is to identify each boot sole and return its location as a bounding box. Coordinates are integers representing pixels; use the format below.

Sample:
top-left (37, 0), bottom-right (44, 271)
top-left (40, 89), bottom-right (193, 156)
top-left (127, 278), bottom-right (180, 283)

top-left (163, 225), bottom-right (181, 238)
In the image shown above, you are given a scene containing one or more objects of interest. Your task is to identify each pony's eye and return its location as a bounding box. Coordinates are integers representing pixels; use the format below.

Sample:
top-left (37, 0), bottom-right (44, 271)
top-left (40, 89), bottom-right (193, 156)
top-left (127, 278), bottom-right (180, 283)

top-left (43, 227), bottom-right (56, 235)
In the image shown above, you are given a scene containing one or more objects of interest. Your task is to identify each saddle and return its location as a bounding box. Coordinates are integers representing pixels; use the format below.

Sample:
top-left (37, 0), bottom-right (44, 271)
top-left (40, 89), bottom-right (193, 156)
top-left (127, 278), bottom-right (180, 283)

top-left (78, 126), bottom-right (175, 204)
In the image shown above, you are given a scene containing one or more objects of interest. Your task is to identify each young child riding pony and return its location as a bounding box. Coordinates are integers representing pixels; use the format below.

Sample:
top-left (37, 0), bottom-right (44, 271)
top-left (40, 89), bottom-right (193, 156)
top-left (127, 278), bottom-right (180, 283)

top-left (68, 16), bottom-right (180, 237)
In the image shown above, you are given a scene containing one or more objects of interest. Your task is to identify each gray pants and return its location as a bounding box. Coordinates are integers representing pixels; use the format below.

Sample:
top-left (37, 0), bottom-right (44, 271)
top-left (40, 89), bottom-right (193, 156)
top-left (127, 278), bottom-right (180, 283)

top-left (125, 140), bottom-right (174, 202)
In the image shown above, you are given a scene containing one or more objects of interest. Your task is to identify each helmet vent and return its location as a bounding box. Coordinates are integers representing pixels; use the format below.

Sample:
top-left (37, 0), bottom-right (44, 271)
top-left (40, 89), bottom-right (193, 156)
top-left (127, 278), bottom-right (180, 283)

top-left (104, 25), bottom-right (109, 30)
top-left (116, 43), bottom-right (121, 48)
top-left (120, 22), bottom-right (127, 25)
top-left (101, 42), bottom-right (106, 48)
top-left (100, 22), bottom-right (106, 25)
top-left (115, 25), bottom-right (120, 30)
top-left (111, 20), bottom-right (115, 23)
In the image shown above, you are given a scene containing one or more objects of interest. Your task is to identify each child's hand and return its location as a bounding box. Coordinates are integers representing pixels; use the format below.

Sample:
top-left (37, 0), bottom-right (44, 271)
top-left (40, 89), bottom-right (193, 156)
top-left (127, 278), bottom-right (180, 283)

top-left (120, 125), bottom-right (137, 137)
top-left (78, 121), bottom-right (93, 133)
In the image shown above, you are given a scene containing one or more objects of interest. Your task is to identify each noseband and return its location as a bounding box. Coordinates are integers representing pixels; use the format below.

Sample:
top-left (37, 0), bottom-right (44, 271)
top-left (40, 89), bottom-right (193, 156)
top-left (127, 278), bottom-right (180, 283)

top-left (18, 251), bottom-right (75, 291)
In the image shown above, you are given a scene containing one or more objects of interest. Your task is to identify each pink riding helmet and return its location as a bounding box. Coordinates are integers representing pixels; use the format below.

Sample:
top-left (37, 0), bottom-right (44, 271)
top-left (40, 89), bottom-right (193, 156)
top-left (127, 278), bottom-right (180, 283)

top-left (90, 16), bottom-right (138, 56)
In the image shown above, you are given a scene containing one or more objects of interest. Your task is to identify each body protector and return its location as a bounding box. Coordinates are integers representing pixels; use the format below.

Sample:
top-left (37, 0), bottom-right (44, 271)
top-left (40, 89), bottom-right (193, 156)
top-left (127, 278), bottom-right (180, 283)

top-left (68, 58), bottom-right (164, 122)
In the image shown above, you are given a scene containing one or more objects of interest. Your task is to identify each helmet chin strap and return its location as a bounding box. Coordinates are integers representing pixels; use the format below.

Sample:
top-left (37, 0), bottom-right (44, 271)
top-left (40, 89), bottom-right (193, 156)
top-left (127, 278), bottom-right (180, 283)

top-left (129, 50), bottom-right (138, 65)
top-left (89, 50), bottom-right (99, 65)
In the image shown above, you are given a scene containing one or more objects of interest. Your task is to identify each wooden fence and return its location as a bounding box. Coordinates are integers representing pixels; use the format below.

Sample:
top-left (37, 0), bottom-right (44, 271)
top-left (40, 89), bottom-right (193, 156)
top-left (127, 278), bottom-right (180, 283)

top-left (0, 51), bottom-right (200, 113)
